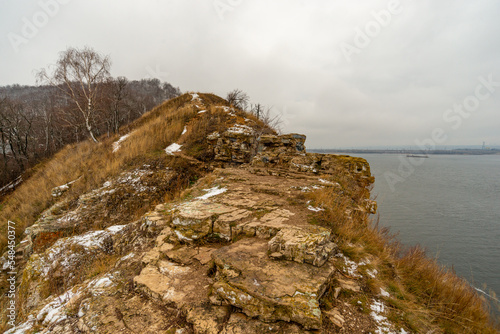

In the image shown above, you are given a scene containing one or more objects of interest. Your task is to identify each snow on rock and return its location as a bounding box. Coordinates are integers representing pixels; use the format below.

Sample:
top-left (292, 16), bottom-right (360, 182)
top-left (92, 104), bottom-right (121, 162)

top-left (196, 186), bottom-right (227, 200)
top-left (307, 205), bottom-right (325, 212)
top-left (106, 224), bottom-right (127, 233)
top-left (335, 253), bottom-right (362, 277)
top-left (175, 230), bottom-right (193, 242)
top-left (37, 289), bottom-right (78, 325)
top-left (370, 299), bottom-right (405, 334)
top-left (92, 168), bottom-right (156, 197)
top-left (119, 253), bottom-right (135, 261)
top-left (40, 224), bottom-right (128, 277)
top-left (51, 177), bottom-right (80, 198)
top-left (1, 255), bottom-right (10, 270)
top-left (291, 162), bottom-right (317, 173)
top-left (318, 178), bottom-right (340, 187)
top-left (165, 143), bottom-right (182, 155)
top-left (87, 273), bottom-right (115, 295)
top-left (226, 124), bottom-right (254, 135)
top-left (112, 132), bottom-right (133, 153)
top-left (216, 106), bottom-right (236, 116)
top-left (207, 131), bottom-right (220, 140)
top-left (70, 230), bottom-right (109, 248)
top-left (3, 315), bottom-right (35, 334)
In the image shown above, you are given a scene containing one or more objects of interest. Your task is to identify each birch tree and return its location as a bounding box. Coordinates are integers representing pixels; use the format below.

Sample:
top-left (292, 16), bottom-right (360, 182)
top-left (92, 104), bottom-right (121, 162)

top-left (37, 46), bottom-right (111, 143)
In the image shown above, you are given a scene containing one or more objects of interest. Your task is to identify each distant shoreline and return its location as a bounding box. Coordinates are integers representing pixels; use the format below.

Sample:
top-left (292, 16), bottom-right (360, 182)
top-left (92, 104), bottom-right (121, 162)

top-left (310, 148), bottom-right (500, 156)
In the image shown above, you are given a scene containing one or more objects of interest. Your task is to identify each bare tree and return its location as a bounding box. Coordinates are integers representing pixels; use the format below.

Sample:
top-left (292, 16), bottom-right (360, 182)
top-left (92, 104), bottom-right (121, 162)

top-left (0, 98), bottom-right (35, 170)
top-left (226, 89), bottom-right (249, 110)
top-left (102, 76), bottom-right (129, 135)
top-left (37, 46), bottom-right (111, 143)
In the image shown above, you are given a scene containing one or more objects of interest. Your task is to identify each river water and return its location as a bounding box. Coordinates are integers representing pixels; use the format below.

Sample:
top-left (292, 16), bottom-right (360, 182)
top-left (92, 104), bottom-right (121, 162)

top-left (353, 153), bottom-right (500, 307)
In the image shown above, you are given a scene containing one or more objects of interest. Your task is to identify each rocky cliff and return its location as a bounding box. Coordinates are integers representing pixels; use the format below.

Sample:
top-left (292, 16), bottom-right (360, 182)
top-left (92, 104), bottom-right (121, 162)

top-left (0, 93), bottom-right (496, 334)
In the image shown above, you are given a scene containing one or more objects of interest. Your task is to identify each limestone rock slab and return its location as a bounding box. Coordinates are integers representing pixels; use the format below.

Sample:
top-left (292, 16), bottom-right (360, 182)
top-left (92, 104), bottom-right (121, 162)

top-left (268, 226), bottom-right (336, 267)
top-left (171, 200), bottom-right (237, 240)
top-left (210, 238), bottom-right (336, 329)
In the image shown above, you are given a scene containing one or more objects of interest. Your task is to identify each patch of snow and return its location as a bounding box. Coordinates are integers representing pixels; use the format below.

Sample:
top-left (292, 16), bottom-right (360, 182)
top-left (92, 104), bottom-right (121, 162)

top-left (336, 253), bottom-right (361, 277)
top-left (367, 268), bottom-right (378, 278)
top-left (380, 288), bottom-right (390, 297)
top-left (2, 256), bottom-right (11, 270)
top-left (87, 274), bottom-right (115, 296)
top-left (307, 205), bottom-right (324, 212)
top-left (291, 162), bottom-right (318, 173)
top-left (207, 131), bottom-right (220, 140)
top-left (182, 126), bottom-right (187, 135)
top-left (226, 124), bottom-right (254, 135)
top-left (3, 315), bottom-right (35, 334)
top-left (37, 289), bottom-right (78, 325)
top-left (120, 253), bottom-right (135, 261)
top-left (42, 225), bottom-right (128, 277)
top-left (103, 181), bottom-right (112, 188)
top-left (112, 133), bottom-right (133, 153)
top-left (370, 299), bottom-right (399, 334)
top-left (198, 110), bottom-right (207, 114)
top-left (78, 301), bottom-right (89, 318)
top-left (106, 224), bottom-right (127, 233)
top-left (196, 186), bottom-right (227, 200)
top-left (358, 259), bottom-right (369, 266)
top-left (291, 186), bottom-right (312, 192)
top-left (52, 177), bottom-right (81, 197)
top-left (89, 276), bottom-right (113, 289)
top-left (165, 143), bottom-right (182, 155)
top-left (71, 230), bottom-right (108, 248)
top-left (175, 230), bottom-right (193, 242)
top-left (190, 93), bottom-right (199, 101)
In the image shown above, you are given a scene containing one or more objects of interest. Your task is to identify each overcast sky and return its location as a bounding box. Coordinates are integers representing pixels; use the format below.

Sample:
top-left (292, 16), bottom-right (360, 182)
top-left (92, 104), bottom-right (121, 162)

top-left (1, 0), bottom-right (499, 148)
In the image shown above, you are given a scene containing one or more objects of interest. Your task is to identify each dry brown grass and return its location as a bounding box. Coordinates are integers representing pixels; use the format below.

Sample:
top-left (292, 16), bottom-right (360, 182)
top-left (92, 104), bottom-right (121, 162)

top-left (308, 175), bottom-right (498, 333)
top-left (0, 93), bottom-right (203, 254)
top-left (0, 92), bottom-right (273, 254)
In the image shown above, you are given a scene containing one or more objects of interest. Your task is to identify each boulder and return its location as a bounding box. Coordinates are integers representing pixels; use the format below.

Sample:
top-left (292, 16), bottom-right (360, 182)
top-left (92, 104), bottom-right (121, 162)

top-left (268, 226), bottom-right (337, 267)
top-left (210, 238), bottom-right (336, 329)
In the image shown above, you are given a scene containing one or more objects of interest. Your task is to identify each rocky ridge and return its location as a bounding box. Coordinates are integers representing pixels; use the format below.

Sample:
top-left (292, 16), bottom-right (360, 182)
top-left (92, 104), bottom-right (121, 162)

top-left (1, 93), bottom-right (404, 334)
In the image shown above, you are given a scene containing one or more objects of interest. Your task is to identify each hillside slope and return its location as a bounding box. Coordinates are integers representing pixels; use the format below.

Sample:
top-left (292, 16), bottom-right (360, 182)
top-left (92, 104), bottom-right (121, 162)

top-left (1, 93), bottom-right (497, 333)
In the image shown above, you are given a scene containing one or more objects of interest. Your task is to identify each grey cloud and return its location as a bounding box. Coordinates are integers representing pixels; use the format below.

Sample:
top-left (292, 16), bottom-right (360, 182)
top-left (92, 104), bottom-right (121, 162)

top-left (1, 0), bottom-right (499, 147)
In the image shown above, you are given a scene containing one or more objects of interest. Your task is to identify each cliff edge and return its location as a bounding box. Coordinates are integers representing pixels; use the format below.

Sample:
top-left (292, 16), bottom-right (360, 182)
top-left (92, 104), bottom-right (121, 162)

top-left (0, 93), bottom-right (496, 333)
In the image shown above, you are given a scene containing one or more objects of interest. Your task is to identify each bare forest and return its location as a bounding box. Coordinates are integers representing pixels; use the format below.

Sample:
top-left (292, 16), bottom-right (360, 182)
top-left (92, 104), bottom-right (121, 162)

top-left (0, 76), bottom-right (180, 194)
